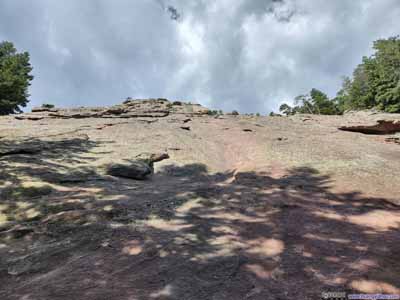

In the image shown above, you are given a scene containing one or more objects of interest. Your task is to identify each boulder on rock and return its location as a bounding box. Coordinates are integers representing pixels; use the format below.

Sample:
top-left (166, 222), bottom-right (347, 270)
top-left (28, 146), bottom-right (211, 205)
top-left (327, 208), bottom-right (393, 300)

top-left (106, 160), bottom-right (153, 180)
top-left (106, 152), bottom-right (169, 180)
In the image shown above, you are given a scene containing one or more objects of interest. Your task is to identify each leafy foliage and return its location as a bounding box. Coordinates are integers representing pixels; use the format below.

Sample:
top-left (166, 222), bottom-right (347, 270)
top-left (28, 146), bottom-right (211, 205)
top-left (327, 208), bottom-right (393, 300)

top-left (207, 109), bottom-right (224, 116)
top-left (278, 36), bottom-right (400, 115)
top-left (41, 103), bottom-right (55, 109)
top-left (279, 89), bottom-right (341, 116)
top-left (0, 41), bottom-right (33, 115)
top-left (336, 36), bottom-right (400, 113)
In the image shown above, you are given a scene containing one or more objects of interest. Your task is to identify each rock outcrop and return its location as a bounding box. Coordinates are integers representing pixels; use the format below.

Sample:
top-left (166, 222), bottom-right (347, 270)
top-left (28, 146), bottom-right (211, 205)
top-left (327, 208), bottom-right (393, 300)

top-left (31, 107), bottom-right (59, 113)
top-left (339, 119), bottom-right (400, 134)
top-left (16, 98), bottom-right (210, 120)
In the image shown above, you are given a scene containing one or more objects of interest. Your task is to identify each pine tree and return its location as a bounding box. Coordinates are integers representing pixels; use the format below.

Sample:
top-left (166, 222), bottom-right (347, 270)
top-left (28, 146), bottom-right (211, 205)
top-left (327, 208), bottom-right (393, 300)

top-left (0, 41), bottom-right (33, 115)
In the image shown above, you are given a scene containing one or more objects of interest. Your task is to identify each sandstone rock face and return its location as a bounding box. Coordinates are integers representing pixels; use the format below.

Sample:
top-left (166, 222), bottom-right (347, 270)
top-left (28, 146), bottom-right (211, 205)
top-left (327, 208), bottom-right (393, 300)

top-left (18, 98), bottom-right (210, 120)
top-left (2, 103), bottom-right (400, 300)
top-left (31, 107), bottom-right (58, 113)
top-left (14, 114), bottom-right (45, 121)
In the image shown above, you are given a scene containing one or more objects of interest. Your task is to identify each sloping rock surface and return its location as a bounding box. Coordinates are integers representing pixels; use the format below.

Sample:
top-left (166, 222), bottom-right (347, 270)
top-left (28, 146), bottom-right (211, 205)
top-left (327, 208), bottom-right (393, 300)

top-left (1, 103), bottom-right (400, 300)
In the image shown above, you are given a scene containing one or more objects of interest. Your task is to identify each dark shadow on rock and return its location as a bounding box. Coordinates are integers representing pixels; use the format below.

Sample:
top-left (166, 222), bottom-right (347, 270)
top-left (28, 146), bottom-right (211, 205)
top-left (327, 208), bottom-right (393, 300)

top-left (1, 160), bottom-right (400, 299)
top-left (0, 134), bottom-right (112, 186)
top-left (0, 134), bottom-right (112, 241)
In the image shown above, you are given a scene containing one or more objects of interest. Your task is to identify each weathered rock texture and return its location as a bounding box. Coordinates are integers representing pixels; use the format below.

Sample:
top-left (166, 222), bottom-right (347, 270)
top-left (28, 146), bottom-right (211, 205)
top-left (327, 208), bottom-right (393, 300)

top-left (1, 100), bottom-right (400, 300)
top-left (17, 98), bottom-right (210, 120)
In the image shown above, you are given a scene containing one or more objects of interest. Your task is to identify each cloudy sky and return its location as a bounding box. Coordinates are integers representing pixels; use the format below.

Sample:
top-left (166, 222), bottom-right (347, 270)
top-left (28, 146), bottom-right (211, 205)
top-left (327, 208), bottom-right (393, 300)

top-left (1, 0), bottom-right (399, 113)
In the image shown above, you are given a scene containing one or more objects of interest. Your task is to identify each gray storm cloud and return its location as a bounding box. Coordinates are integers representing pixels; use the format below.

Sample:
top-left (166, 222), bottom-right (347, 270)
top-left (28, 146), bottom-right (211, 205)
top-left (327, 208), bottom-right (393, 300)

top-left (0, 0), bottom-right (399, 113)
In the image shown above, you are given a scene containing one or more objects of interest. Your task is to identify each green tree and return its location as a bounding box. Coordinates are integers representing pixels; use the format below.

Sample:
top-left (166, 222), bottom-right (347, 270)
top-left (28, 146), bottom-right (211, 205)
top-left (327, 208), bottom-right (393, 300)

top-left (372, 37), bottom-right (400, 112)
top-left (279, 88), bottom-right (341, 116)
top-left (293, 93), bottom-right (315, 114)
top-left (335, 76), bottom-right (352, 112)
top-left (344, 59), bottom-right (376, 110)
top-left (279, 103), bottom-right (293, 115)
top-left (309, 88), bottom-right (341, 115)
top-left (0, 41), bottom-right (33, 115)
top-left (339, 36), bottom-right (400, 112)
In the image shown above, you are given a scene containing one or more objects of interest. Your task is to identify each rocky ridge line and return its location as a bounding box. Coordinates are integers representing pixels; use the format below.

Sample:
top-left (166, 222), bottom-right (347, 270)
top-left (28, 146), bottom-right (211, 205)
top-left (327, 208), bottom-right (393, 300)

top-left (15, 98), bottom-right (210, 120)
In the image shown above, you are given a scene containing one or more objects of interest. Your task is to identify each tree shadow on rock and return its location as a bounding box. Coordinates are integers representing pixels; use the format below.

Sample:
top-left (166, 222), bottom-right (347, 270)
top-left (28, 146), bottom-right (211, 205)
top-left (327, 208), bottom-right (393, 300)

top-left (1, 162), bottom-right (400, 300)
top-left (0, 134), bottom-right (111, 185)
top-left (0, 134), bottom-right (114, 242)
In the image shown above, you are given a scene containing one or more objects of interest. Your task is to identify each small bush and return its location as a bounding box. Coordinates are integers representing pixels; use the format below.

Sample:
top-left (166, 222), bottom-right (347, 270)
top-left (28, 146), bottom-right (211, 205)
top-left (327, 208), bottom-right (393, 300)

top-left (41, 103), bottom-right (55, 109)
top-left (207, 110), bottom-right (220, 116)
top-left (269, 112), bottom-right (282, 117)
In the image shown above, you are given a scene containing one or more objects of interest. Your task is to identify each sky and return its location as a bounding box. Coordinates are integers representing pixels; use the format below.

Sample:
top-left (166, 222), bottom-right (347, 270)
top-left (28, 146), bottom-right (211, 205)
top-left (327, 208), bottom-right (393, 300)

top-left (0, 0), bottom-right (399, 114)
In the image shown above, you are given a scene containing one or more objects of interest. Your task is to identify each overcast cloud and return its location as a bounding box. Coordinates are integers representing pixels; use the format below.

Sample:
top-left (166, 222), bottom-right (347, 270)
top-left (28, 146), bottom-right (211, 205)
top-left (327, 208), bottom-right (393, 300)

top-left (0, 0), bottom-right (399, 113)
